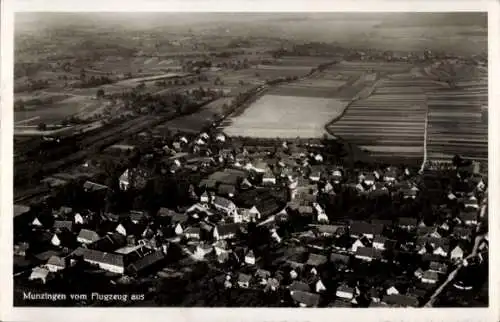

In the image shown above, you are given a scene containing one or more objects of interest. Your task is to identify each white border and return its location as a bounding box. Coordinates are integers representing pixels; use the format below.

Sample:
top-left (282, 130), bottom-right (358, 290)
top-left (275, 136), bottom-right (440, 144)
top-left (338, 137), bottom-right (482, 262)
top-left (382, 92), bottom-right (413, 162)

top-left (1, 1), bottom-right (499, 322)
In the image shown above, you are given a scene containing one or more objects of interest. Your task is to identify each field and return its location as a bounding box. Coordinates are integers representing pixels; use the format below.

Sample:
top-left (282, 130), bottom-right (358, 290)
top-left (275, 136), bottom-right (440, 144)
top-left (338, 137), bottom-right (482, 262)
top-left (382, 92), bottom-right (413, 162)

top-left (425, 63), bottom-right (488, 162)
top-left (14, 93), bottom-right (110, 126)
top-left (154, 97), bottom-right (234, 134)
top-left (326, 66), bottom-right (445, 161)
top-left (224, 94), bottom-right (346, 138)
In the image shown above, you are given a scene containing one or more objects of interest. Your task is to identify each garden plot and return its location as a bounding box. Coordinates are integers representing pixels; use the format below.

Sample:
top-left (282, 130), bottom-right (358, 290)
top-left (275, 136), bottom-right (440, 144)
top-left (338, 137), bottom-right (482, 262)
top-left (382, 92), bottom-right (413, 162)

top-left (426, 80), bottom-right (488, 162)
top-left (224, 94), bottom-right (347, 138)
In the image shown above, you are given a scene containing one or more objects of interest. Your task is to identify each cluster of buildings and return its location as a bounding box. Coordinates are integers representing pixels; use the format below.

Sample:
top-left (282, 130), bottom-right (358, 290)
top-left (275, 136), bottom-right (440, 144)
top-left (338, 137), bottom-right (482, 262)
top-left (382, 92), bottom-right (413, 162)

top-left (13, 129), bottom-right (488, 307)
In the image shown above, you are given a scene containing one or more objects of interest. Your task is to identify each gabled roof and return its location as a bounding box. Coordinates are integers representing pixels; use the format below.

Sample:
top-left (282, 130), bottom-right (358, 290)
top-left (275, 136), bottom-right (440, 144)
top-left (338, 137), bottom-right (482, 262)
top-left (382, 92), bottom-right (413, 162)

top-left (213, 196), bottom-right (234, 209)
top-left (88, 233), bottom-right (127, 252)
top-left (238, 273), bottom-right (252, 283)
top-left (184, 227), bottom-right (201, 235)
top-left (14, 204), bottom-right (31, 217)
top-left (459, 211), bottom-right (478, 221)
top-left (422, 270), bottom-right (439, 281)
top-left (77, 229), bottom-right (100, 242)
top-left (398, 217), bottom-right (418, 226)
top-left (128, 250), bottom-right (165, 273)
top-left (54, 220), bottom-right (73, 230)
top-left (373, 235), bottom-right (388, 244)
top-left (72, 247), bottom-right (124, 267)
top-left (316, 225), bottom-right (345, 235)
top-left (290, 291), bottom-right (320, 307)
top-left (350, 222), bottom-right (384, 236)
top-left (83, 181), bottom-right (109, 192)
top-left (255, 269), bottom-right (271, 279)
top-left (452, 226), bottom-right (473, 238)
top-left (129, 211), bottom-right (148, 222)
top-left (336, 284), bottom-right (355, 293)
top-left (330, 252), bottom-right (350, 264)
top-left (355, 247), bottom-right (383, 259)
top-left (215, 223), bottom-right (241, 236)
top-left (306, 253), bottom-right (327, 266)
top-left (289, 281), bottom-right (311, 292)
top-left (382, 294), bottom-right (419, 307)
top-left (47, 255), bottom-right (65, 267)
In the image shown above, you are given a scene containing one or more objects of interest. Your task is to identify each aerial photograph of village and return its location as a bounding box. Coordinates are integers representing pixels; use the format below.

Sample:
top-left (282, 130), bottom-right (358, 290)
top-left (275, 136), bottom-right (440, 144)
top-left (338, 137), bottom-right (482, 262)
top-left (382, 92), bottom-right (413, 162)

top-left (12, 12), bottom-right (488, 308)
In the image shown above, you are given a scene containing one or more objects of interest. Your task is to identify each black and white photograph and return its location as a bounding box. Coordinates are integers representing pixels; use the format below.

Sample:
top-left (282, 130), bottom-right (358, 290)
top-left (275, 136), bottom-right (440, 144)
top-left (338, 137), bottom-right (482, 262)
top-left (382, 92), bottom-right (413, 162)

top-left (2, 1), bottom-right (498, 319)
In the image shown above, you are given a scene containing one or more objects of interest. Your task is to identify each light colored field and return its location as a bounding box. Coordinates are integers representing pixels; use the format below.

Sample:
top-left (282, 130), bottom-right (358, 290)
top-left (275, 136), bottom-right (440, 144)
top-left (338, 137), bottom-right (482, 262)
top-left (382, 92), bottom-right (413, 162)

top-left (224, 95), bottom-right (347, 138)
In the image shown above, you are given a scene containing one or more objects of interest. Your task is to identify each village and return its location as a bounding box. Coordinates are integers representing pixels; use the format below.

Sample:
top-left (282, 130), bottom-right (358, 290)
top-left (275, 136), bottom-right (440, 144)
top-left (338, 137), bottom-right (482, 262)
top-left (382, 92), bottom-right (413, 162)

top-left (13, 127), bottom-right (489, 307)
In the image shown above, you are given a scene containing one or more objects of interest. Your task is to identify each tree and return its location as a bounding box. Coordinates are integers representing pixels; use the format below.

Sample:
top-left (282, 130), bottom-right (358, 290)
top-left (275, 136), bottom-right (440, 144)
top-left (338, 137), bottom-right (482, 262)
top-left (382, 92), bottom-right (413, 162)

top-left (96, 88), bottom-right (105, 99)
top-left (37, 122), bottom-right (47, 131)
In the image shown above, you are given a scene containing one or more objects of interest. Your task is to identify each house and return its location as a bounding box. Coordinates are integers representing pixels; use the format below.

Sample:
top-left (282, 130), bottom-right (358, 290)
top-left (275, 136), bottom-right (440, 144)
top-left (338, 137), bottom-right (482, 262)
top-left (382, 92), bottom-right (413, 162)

top-left (386, 285), bottom-right (400, 296)
top-left (314, 153), bottom-right (324, 163)
top-left (31, 216), bottom-right (44, 227)
top-left (215, 133), bottom-right (226, 142)
top-left (383, 167), bottom-right (398, 182)
top-left (309, 171), bottom-right (321, 182)
top-left (46, 255), bottom-right (65, 272)
top-left (255, 269), bottom-right (271, 284)
top-left (362, 174), bottom-right (375, 186)
top-left (129, 211), bottom-right (148, 224)
top-left (212, 196), bottom-right (238, 216)
top-left (184, 227), bottom-right (201, 240)
top-left (71, 247), bottom-right (125, 274)
top-left (459, 211), bottom-right (478, 226)
top-left (336, 285), bottom-right (355, 299)
top-left (87, 233), bottom-right (127, 253)
top-left (306, 253), bottom-right (327, 267)
top-left (450, 245), bottom-right (465, 261)
top-left (355, 247), bottom-right (383, 262)
top-left (330, 252), bottom-right (350, 267)
top-left (452, 227), bottom-right (473, 240)
top-left (252, 160), bottom-right (268, 173)
top-left (14, 242), bottom-right (29, 257)
top-left (332, 169), bottom-right (343, 183)
top-left (421, 270), bottom-right (439, 284)
top-left (290, 291), bottom-right (320, 307)
top-left (351, 237), bottom-right (369, 253)
top-left (398, 217), bottom-right (417, 230)
top-left (54, 220), bottom-right (73, 231)
top-left (127, 250), bottom-right (166, 276)
top-left (373, 235), bottom-right (387, 250)
top-left (238, 273), bottom-right (251, 288)
top-left (429, 261), bottom-right (449, 274)
top-left (414, 267), bottom-right (424, 279)
top-left (316, 225), bottom-right (345, 237)
top-left (115, 223), bottom-right (127, 236)
top-left (76, 229), bottom-right (100, 244)
top-left (262, 170), bottom-right (276, 185)
top-left (83, 181), bottom-right (109, 193)
top-left (213, 223), bottom-right (240, 240)
top-left (29, 267), bottom-right (53, 284)
top-left (200, 191), bottom-right (210, 203)
top-left (241, 206), bottom-right (261, 222)
top-left (74, 212), bottom-right (90, 225)
top-left (417, 226), bottom-right (442, 238)
top-left (349, 222), bottom-right (384, 239)
top-left (369, 287), bottom-right (382, 303)
top-left (381, 294), bottom-right (419, 308)
top-left (50, 230), bottom-right (74, 247)
top-left (316, 278), bottom-right (327, 293)
top-left (464, 196), bottom-right (479, 210)
top-left (245, 250), bottom-right (256, 265)
top-left (217, 184), bottom-right (237, 198)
